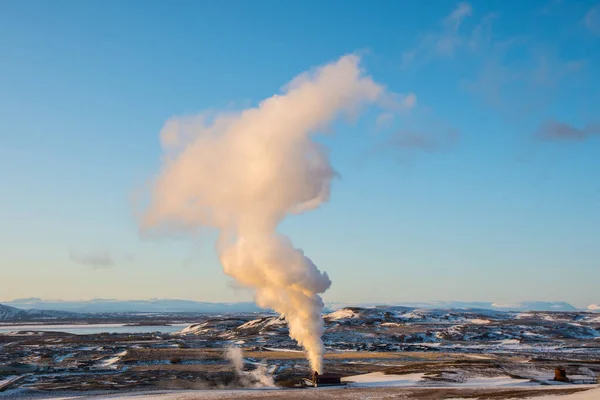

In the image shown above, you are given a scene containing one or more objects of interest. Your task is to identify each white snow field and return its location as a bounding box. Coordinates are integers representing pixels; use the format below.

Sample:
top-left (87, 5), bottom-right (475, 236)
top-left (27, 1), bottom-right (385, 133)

top-left (342, 371), bottom-right (426, 387)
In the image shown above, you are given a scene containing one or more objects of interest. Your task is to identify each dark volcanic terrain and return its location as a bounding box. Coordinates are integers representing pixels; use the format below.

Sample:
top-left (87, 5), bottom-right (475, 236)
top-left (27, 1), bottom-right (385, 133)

top-left (1, 306), bottom-right (599, 398)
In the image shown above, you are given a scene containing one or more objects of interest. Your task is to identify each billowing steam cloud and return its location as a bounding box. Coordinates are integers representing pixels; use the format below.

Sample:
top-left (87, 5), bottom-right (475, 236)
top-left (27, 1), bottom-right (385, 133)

top-left (142, 55), bottom-right (412, 373)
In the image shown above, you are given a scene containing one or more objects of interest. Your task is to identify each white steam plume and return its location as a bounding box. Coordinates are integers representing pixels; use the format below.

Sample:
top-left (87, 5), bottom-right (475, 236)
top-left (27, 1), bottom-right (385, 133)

top-left (142, 54), bottom-right (411, 373)
top-left (225, 346), bottom-right (274, 387)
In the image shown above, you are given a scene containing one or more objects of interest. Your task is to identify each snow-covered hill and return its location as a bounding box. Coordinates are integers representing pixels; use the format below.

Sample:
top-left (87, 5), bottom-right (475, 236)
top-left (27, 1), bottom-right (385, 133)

top-left (325, 301), bottom-right (579, 312)
top-left (0, 303), bottom-right (80, 321)
top-left (176, 306), bottom-right (600, 356)
top-left (0, 304), bottom-right (20, 320)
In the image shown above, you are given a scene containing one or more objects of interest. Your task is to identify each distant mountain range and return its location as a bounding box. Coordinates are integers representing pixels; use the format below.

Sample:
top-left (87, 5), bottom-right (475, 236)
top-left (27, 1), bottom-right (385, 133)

top-left (325, 301), bottom-right (582, 312)
top-left (1, 298), bottom-right (591, 314)
top-left (3, 298), bottom-right (263, 314)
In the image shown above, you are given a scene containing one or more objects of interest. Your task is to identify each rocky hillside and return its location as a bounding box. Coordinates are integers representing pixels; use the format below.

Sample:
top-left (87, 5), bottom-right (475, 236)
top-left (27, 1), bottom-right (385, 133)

top-left (0, 303), bottom-right (80, 321)
top-left (175, 306), bottom-right (600, 357)
top-left (0, 304), bottom-right (20, 320)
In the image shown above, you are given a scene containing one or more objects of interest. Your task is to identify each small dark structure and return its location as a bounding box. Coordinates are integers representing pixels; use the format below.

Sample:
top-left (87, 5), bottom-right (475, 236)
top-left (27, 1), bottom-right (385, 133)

top-left (554, 366), bottom-right (569, 382)
top-left (552, 367), bottom-right (598, 384)
top-left (312, 371), bottom-right (342, 387)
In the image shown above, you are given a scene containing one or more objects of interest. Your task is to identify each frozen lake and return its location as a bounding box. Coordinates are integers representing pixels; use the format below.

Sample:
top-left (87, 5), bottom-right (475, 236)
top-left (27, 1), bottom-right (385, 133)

top-left (0, 323), bottom-right (188, 335)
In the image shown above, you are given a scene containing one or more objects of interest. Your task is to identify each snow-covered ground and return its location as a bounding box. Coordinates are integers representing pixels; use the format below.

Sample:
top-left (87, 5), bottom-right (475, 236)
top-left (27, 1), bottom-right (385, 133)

top-left (98, 351), bottom-right (128, 368)
top-left (3, 306), bottom-right (599, 398)
top-left (0, 376), bottom-right (25, 393)
top-left (342, 371), bottom-right (426, 387)
top-left (341, 372), bottom-right (582, 389)
top-left (453, 387), bottom-right (600, 400)
top-left (171, 306), bottom-right (600, 356)
top-left (0, 376), bottom-right (18, 388)
top-left (32, 385), bottom-right (600, 400)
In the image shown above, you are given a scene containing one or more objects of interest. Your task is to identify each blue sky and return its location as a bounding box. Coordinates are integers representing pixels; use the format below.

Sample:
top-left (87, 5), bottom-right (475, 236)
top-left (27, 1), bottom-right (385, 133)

top-left (1, 0), bottom-right (599, 308)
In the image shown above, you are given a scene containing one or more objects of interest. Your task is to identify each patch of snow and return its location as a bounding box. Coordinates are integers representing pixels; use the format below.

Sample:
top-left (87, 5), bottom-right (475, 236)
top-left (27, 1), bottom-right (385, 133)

top-left (262, 347), bottom-right (303, 353)
top-left (326, 308), bottom-right (359, 320)
top-left (98, 351), bottom-right (127, 368)
top-left (178, 322), bottom-right (209, 335)
top-left (518, 313), bottom-right (534, 319)
top-left (342, 372), bottom-right (425, 387)
top-left (464, 354), bottom-right (494, 360)
top-left (413, 342), bottom-right (441, 347)
top-left (489, 386), bottom-right (600, 399)
top-left (54, 353), bottom-right (74, 363)
top-left (458, 376), bottom-right (534, 387)
top-left (0, 376), bottom-right (18, 388)
top-left (498, 339), bottom-right (520, 346)
top-left (399, 311), bottom-right (422, 320)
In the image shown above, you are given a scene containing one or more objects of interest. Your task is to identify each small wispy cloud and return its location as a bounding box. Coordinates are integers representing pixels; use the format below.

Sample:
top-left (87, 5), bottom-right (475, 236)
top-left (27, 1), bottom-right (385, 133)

top-left (468, 12), bottom-right (499, 51)
top-left (536, 0), bottom-right (564, 16)
top-left (366, 114), bottom-right (459, 164)
top-left (584, 5), bottom-right (600, 35)
top-left (375, 112), bottom-right (395, 129)
top-left (402, 2), bottom-right (474, 66)
top-left (463, 38), bottom-right (586, 120)
top-left (70, 250), bottom-right (114, 269)
top-left (445, 2), bottom-right (473, 30)
top-left (385, 128), bottom-right (459, 153)
top-left (437, 3), bottom-right (473, 55)
top-left (536, 120), bottom-right (600, 141)
top-left (69, 249), bottom-right (135, 269)
top-left (375, 92), bottom-right (417, 129)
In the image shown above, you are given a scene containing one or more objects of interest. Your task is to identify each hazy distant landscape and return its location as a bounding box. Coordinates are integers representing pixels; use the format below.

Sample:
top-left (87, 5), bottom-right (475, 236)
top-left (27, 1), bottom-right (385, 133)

top-left (1, 302), bottom-right (600, 399)
top-left (1, 298), bottom-right (590, 315)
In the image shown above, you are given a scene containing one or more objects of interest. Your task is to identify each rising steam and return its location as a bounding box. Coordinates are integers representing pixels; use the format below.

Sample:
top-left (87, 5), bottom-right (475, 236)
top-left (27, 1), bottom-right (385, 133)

top-left (225, 346), bottom-right (274, 387)
top-left (142, 54), bottom-right (412, 373)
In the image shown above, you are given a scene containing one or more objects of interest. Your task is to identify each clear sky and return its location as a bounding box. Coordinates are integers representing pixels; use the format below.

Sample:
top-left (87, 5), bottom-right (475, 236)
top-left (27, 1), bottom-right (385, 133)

top-left (1, 0), bottom-right (598, 308)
